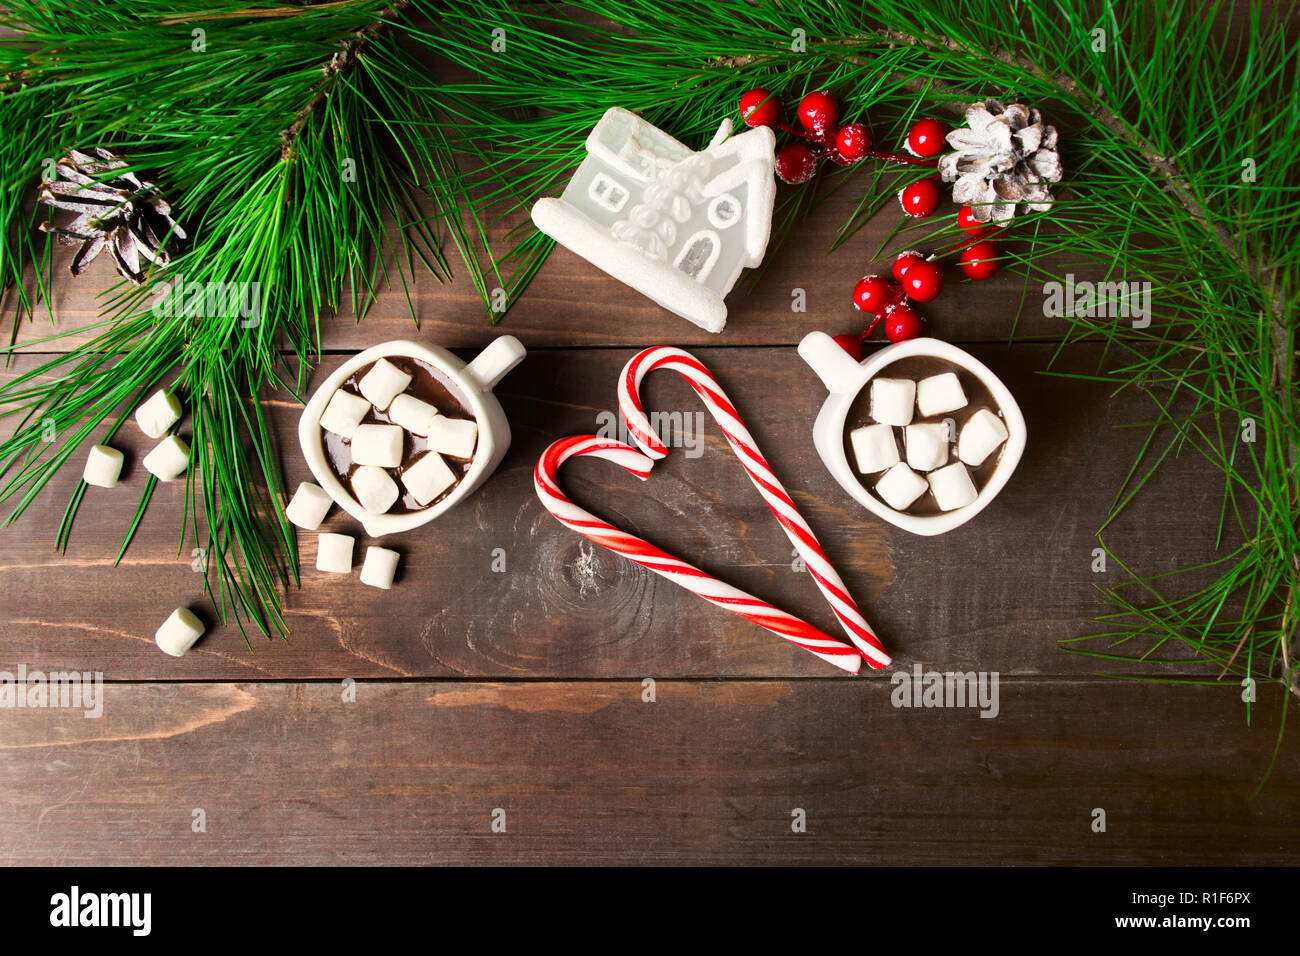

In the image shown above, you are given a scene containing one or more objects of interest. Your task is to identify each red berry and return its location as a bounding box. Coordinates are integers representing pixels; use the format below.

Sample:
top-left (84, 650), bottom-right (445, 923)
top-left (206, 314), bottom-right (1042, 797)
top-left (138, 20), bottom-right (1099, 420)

top-left (900, 259), bottom-right (943, 302)
top-left (960, 240), bottom-right (1000, 280)
top-left (884, 302), bottom-right (924, 342)
top-left (906, 117), bottom-right (948, 158)
top-left (775, 143), bottom-right (817, 184)
top-left (835, 123), bottom-right (872, 161)
top-left (832, 333), bottom-right (863, 362)
top-left (891, 250), bottom-right (924, 281)
top-left (957, 204), bottom-right (987, 235)
top-left (899, 177), bottom-right (941, 217)
top-left (739, 88), bottom-right (781, 129)
top-left (797, 90), bottom-right (839, 136)
top-left (852, 274), bottom-right (896, 314)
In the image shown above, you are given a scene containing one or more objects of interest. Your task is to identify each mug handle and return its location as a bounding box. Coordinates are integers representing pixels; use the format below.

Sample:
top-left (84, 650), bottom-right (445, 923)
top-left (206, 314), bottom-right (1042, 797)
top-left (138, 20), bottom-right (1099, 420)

top-left (798, 331), bottom-right (862, 394)
top-left (465, 334), bottom-right (526, 391)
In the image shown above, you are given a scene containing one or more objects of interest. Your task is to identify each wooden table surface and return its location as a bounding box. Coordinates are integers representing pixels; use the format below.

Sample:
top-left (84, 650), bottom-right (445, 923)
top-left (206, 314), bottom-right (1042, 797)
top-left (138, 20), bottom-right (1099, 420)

top-left (2, 140), bottom-right (1297, 866)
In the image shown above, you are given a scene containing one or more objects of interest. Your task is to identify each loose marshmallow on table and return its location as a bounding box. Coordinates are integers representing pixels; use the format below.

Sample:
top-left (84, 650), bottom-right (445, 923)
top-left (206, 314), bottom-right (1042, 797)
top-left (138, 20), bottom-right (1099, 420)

top-left (358, 358), bottom-right (412, 411)
top-left (285, 481), bottom-right (332, 530)
top-left (916, 372), bottom-right (967, 418)
top-left (352, 464), bottom-right (400, 515)
top-left (360, 546), bottom-right (401, 589)
top-left (387, 393), bottom-right (438, 436)
top-left (958, 408), bottom-right (1009, 467)
top-left (317, 532), bottom-right (354, 573)
top-left (319, 389), bottom-right (370, 439)
top-left (351, 423), bottom-right (404, 468)
top-left (143, 435), bottom-right (190, 481)
top-left (870, 377), bottom-right (915, 427)
top-left (849, 423), bottom-right (899, 474)
top-left (155, 607), bottom-right (204, 657)
top-left (402, 450), bottom-right (457, 506)
top-left (928, 461), bottom-right (979, 511)
top-left (425, 415), bottom-right (478, 460)
top-left (135, 388), bottom-right (182, 439)
top-left (83, 444), bottom-right (125, 488)
top-left (905, 421), bottom-right (950, 472)
top-left (875, 462), bottom-right (929, 511)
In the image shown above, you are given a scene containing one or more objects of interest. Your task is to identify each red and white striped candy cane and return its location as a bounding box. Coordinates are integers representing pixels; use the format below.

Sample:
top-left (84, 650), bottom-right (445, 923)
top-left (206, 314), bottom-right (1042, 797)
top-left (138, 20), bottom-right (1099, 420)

top-left (534, 434), bottom-right (865, 674)
top-left (619, 346), bottom-right (891, 670)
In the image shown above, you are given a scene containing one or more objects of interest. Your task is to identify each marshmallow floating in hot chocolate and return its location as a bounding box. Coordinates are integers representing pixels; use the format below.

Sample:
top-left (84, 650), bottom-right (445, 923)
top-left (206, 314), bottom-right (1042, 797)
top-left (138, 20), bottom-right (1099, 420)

top-left (285, 481), bottom-right (333, 530)
top-left (849, 423), bottom-right (899, 474)
top-left (928, 461), bottom-right (978, 511)
top-left (875, 462), bottom-right (929, 511)
top-left (83, 444), bottom-right (124, 488)
top-left (135, 388), bottom-right (182, 439)
top-left (958, 408), bottom-right (1009, 467)
top-left (358, 358), bottom-right (412, 411)
top-left (351, 423), bottom-right (404, 468)
top-left (904, 421), bottom-right (950, 472)
top-left (870, 377), bottom-right (916, 427)
top-left (317, 532), bottom-right (354, 573)
top-left (352, 464), bottom-right (400, 515)
top-left (320, 389), bottom-right (370, 439)
top-left (425, 415), bottom-right (478, 460)
top-left (916, 372), bottom-right (967, 418)
top-left (387, 393), bottom-right (438, 436)
top-left (402, 451), bottom-right (457, 506)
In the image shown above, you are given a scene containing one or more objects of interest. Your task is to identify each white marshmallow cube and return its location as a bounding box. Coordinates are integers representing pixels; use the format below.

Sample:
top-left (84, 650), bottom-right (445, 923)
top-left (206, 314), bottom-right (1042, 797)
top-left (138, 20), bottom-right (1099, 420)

top-left (928, 461), bottom-right (979, 511)
top-left (284, 481), bottom-right (332, 530)
top-left (135, 388), bottom-right (182, 439)
top-left (143, 435), bottom-right (189, 482)
top-left (388, 393), bottom-right (438, 436)
top-left (875, 462), bottom-right (929, 511)
top-left (402, 451), bottom-right (457, 506)
top-left (352, 464), bottom-right (400, 515)
top-left (849, 423), bottom-right (899, 474)
top-left (870, 377), bottom-right (915, 427)
top-left (316, 532), bottom-right (354, 573)
top-left (155, 607), bottom-right (204, 657)
top-left (358, 358), bottom-right (412, 411)
top-left (916, 372), bottom-right (967, 418)
top-left (320, 389), bottom-right (370, 439)
top-left (351, 423), bottom-right (404, 468)
top-left (905, 421), bottom-right (950, 472)
top-left (425, 415), bottom-right (478, 460)
top-left (83, 444), bottom-right (125, 488)
top-left (958, 408), bottom-right (1010, 466)
top-left (360, 546), bottom-right (401, 590)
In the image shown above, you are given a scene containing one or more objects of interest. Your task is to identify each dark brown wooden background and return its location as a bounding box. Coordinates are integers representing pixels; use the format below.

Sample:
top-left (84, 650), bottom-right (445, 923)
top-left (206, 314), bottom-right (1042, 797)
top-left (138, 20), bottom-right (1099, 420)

top-left (2, 69), bottom-right (1297, 865)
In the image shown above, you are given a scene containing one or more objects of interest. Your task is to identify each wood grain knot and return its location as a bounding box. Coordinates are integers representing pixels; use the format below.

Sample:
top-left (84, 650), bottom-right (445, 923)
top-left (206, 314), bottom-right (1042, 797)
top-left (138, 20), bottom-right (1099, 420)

top-left (558, 540), bottom-right (622, 598)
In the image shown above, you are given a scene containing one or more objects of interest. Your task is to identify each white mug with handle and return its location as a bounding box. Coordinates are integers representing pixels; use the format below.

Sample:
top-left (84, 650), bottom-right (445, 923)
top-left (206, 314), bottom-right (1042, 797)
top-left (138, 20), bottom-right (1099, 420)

top-left (798, 330), bottom-right (1026, 536)
top-left (298, 335), bottom-right (526, 537)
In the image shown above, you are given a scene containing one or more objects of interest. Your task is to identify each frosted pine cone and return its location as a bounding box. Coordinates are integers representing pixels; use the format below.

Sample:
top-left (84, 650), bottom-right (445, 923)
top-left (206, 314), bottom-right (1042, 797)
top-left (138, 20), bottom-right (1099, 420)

top-left (938, 100), bottom-right (1063, 224)
top-left (38, 148), bottom-right (186, 284)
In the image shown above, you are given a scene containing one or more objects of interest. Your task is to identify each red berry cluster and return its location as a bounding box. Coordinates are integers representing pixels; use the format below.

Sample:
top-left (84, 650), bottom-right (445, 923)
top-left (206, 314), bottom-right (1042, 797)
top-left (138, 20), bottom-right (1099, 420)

top-left (739, 88), bottom-right (939, 185)
top-left (845, 206), bottom-right (1008, 351)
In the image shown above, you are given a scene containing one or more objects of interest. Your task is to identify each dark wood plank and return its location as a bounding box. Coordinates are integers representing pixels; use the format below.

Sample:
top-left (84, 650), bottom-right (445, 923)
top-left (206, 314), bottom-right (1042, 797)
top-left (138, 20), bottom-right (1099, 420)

top-left (0, 343), bottom-right (1234, 679)
top-left (0, 679), bottom-right (1293, 865)
top-left (8, 180), bottom-right (1107, 351)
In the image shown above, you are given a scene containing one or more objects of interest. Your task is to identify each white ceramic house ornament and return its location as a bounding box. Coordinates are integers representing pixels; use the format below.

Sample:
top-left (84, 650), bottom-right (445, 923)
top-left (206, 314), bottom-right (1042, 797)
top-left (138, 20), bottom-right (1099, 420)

top-left (532, 107), bottom-right (777, 333)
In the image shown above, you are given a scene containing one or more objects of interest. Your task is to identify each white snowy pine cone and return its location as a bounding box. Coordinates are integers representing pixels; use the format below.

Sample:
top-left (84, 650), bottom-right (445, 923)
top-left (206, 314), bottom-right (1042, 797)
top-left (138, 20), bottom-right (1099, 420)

top-left (938, 100), bottom-right (1063, 224)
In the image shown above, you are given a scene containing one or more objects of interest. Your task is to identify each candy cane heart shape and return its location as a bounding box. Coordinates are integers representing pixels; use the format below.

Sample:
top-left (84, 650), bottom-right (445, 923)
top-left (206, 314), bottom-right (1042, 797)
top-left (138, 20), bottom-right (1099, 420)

top-left (618, 346), bottom-right (891, 670)
top-left (534, 434), bottom-right (865, 674)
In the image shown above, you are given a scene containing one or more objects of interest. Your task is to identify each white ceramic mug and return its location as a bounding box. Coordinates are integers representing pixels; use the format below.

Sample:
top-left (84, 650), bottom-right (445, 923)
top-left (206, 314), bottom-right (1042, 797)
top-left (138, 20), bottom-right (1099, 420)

top-left (298, 336), bottom-right (526, 537)
top-left (798, 331), bottom-right (1026, 536)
